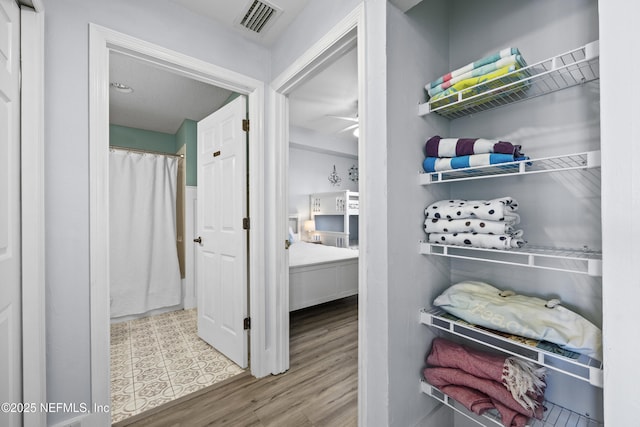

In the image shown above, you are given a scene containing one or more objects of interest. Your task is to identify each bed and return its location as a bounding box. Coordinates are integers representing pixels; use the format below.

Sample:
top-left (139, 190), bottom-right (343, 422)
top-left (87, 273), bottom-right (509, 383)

top-left (288, 216), bottom-right (359, 311)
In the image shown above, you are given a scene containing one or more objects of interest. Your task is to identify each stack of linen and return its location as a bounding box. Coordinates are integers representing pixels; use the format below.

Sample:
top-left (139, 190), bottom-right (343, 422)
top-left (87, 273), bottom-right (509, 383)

top-left (424, 338), bottom-right (546, 427)
top-left (424, 197), bottom-right (525, 249)
top-left (426, 48), bottom-right (529, 110)
top-left (423, 135), bottom-right (528, 173)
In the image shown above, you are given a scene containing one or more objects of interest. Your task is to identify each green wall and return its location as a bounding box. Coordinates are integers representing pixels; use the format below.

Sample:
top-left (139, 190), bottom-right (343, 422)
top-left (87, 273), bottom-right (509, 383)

top-left (175, 119), bottom-right (197, 186)
top-left (110, 124), bottom-right (176, 153)
top-left (110, 122), bottom-right (198, 186)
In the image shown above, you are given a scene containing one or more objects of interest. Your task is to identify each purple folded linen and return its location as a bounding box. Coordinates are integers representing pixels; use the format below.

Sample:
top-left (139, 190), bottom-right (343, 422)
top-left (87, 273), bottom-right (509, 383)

top-left (425, 135), bottom-right (523, 158)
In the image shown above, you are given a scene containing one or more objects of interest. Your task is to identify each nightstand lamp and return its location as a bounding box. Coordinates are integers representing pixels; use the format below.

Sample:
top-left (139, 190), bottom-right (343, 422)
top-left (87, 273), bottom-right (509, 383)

top-left (303, 219), bottom-right (316, 241)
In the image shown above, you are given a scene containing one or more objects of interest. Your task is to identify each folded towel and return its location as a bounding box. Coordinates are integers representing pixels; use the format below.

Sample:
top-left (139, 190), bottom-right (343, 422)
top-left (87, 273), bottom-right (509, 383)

top-left (427, 338), bottom-right (546, 413)
top-left (428, 231), bottom-right (525, 249)
top-left (424, 218), bottom-right (518, 235)
top-left (429, 65), bottom-right (530, 111)
top-left (424, 197), bottom-right (519, 223)
top-left (427, 54), bottom-right (528, 97)
top-left (430, 64), bottom-right (523, 103)
top-left (423, 153), bottom-right (528, 173)
top-left (433, 281), bottom-right (603, 359)
top-left (425, 136), bottom-right (523, 158)
top-left (428, 47), bottom-right (522, 89)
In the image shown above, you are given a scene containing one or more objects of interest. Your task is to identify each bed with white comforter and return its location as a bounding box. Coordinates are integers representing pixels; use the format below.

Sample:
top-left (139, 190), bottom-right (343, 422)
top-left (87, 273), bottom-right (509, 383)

top-left (289, 241), bottom-right (359, 311)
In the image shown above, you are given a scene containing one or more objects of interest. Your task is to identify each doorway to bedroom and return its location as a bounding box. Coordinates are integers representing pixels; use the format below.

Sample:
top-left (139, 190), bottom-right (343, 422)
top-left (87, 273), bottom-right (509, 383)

top-left (282, 27), bottom-right (361, 421)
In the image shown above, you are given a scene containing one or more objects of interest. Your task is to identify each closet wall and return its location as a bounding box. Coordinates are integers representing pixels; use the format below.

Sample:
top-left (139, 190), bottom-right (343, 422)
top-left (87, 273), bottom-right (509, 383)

top-left (387, 0), bottom-right (602, 425)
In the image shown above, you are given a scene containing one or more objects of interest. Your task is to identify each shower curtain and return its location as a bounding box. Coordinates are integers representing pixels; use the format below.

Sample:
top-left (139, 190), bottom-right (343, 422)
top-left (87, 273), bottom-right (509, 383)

top-left (109, 149), bottom-right (182, 318)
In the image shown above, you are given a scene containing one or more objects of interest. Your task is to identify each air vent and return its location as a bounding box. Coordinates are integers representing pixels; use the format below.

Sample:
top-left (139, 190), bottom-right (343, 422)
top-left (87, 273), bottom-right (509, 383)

top-left (237, 0), bottom-right (282, 34)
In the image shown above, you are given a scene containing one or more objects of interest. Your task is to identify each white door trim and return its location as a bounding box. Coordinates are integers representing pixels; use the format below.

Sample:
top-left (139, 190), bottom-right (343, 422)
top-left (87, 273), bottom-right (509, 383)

top-left (89, 24), bottom-right (267, 423)
top-left (269, 3), bottom-right (367, 423)
top-left (20, 2), bottom-right (47, 427)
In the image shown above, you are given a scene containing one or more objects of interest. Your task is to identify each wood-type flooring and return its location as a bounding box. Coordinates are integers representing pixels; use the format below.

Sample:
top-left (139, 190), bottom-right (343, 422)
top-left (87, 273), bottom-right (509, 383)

top-left (115, 296), bottom-right (358, 426)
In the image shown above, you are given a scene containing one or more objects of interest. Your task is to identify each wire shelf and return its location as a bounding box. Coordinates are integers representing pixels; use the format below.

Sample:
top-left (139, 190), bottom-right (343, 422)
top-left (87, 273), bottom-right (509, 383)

top-left (418, 41), bottom-right (600, 119)
top-left (419, 243), bottom-right (602, 276)
top-left (419, 151), bottom-right (600, 185)
top-left (420, 308), bottom-right (603, 387)
top-left (420, 381), bottom-right (604, 427)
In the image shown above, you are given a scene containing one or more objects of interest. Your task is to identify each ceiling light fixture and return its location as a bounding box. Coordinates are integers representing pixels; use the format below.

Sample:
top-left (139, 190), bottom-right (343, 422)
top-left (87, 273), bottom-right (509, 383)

top-left (110, 82), bottom-right (134, 94)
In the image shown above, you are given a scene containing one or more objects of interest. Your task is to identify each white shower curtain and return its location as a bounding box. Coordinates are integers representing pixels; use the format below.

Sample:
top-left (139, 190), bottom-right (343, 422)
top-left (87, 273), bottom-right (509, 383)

top-left (109, 149), bottom-right (182, 318)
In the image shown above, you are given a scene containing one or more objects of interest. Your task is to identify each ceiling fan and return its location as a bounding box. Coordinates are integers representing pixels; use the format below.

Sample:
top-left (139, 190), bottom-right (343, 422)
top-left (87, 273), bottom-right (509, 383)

top-left (326, 102), bottom-right (359, 137)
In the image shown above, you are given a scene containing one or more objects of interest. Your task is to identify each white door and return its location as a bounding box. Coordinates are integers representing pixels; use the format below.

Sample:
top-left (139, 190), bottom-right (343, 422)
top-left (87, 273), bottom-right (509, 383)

top-left (196, 96), bottom-right (248, 368)
top-left (0, 0), bottom-right (21, 425)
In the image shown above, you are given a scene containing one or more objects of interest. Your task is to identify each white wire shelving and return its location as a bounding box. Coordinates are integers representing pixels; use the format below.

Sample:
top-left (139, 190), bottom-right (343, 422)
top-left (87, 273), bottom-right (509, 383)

top-left (420, 307), bottom-right (603, 387)
top-left (418, 41), bottom-right (600, 119)
top-left (419, 243), bottom-right (602, 276)
top-left (420, 381), bottom-right (604, 427)
top-left (419, 151), bottom-right (600, 185)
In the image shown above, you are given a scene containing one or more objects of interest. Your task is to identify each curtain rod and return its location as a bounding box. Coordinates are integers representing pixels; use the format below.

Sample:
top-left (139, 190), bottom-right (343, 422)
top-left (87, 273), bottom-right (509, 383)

top-left (109, 145), bottom-right (184, 159)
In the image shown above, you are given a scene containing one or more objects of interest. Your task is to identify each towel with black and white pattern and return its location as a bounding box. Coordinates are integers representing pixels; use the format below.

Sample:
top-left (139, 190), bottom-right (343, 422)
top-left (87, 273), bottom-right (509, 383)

top-left (424, 197), bottom-right (525, 249)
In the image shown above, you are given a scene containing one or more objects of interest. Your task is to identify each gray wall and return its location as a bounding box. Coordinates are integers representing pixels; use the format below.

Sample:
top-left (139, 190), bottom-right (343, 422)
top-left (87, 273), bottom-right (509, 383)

top-left (398, 0), bottom-right (603, 425)
top-left (45, 0), bottom-right (269, 424)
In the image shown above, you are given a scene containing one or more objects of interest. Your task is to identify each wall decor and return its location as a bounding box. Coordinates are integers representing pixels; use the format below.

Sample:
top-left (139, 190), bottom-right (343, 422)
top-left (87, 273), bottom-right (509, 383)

top-left (348, 164), bottom-right (358, 183)
top-left (328, 165), bottom-right (342, 186)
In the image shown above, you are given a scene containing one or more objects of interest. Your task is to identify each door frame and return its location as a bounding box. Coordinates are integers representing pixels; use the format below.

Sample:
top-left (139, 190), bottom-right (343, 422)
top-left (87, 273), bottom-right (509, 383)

top-left (20, 2), bottom-right (47, 426)
top-left (269, 2), bottom-right (367, 421)
top-left (89, 24), bottom-right (266, 422)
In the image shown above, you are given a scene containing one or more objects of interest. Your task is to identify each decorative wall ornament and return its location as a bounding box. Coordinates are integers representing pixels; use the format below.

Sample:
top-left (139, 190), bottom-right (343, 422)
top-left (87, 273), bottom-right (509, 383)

top-left (328, 165), bottom-right (342, 186)
top-left (348, 164), bottom-right (358, 182)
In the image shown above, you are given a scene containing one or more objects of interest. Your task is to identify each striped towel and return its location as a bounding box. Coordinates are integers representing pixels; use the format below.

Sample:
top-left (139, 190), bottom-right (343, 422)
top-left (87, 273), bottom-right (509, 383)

top-left (423, 153), bottom-right (528, 173)
top-left (425, 136), bottom-right (523, 158)
top-left (427, 54), bottom-right (528, 97)
top-left (428, 47), bottom-right (521, 89)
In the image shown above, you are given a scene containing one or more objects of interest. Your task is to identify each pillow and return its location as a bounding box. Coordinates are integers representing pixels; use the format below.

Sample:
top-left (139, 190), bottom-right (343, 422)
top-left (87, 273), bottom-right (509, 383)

top-left (433, 281), bottom-right (602, 360)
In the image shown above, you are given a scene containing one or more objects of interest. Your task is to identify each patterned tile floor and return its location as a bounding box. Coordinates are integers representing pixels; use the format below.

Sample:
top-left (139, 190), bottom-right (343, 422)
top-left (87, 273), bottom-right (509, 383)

top-left (110, 309), bottom-right (245, 423)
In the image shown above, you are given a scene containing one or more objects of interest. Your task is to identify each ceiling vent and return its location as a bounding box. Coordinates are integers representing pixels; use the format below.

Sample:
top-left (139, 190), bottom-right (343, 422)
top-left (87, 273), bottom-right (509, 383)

top-left (236, 0), bottom-right (282, 34)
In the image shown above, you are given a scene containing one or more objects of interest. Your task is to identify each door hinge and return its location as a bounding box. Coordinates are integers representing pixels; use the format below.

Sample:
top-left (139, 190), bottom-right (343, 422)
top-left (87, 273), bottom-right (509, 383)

top-left (243, 217), bottom-right (250, 230)
top-left (242, 119), bottom-right (250, 132)
top-left (243, 317), bottom-right (251, 330)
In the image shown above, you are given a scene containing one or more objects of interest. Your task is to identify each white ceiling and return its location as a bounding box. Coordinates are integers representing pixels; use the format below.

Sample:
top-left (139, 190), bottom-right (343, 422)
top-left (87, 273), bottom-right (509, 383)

top-left (289, 48), bottom-right (359, 141)
top-left (109, 52), bottom-right (234, 134)
top-left (109, 0), bottom-right (358, 143)
top-left (171, 0), bottom-right (310, 46)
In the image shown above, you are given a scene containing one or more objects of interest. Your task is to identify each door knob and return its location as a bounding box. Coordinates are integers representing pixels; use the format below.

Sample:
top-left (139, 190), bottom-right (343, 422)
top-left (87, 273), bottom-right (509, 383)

top-left (285, 239), bottom-right (291, 249)
top-left (193, 237), bottom-right (202, 244)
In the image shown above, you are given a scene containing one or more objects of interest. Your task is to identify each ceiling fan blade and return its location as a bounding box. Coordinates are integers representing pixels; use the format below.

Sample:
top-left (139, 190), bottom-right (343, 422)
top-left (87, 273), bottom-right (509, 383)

top-left (327, 115), bottom-right (358, 122)
top-left (339, 123), bottom-right (359, 132)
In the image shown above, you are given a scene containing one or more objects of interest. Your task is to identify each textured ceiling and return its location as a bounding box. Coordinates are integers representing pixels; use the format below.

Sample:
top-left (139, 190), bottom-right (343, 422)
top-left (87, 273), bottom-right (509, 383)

top-left (171, 0), bottom-right (310, 46)
top-left (109, 52), bottom-right (234, 134)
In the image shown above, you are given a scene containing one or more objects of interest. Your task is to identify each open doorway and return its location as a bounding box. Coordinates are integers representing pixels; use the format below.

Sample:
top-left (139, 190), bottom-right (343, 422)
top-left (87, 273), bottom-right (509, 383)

top-left (107, 52), bottom-right (247, 423)
top-left (89, 24), bottom-right (267, 426)
top-left (270, 7), bottom-right (366, 418)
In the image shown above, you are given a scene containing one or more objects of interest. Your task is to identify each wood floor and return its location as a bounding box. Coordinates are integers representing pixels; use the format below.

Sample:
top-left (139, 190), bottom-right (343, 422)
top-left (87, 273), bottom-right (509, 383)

top-left (116, 296), bottom-right (358, 426)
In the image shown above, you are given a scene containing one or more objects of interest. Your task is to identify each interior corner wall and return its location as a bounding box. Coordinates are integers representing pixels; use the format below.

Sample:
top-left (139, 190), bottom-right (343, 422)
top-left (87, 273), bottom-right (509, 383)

top-left (289, 144), bottom-right (358, 221)
top-left (385, 1), bottom-right (453, 426)
top-left (176, 119), bottom-right (197, 186)
top-left (44, 0), bottom-right (269, 424)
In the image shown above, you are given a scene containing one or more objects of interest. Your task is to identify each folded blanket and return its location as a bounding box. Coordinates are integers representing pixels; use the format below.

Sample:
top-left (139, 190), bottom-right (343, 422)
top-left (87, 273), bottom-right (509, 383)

top-left (427, 54), bottom-right (528, 97)
top-left (428, 47), bottom-right (522, 89)
top-left (424, 218), bottom-right (518, 235)
top-left (423, 153), bottom-right (528, 173)
top-left (424, 197), bottom-right (519, 223)
top-left (433, 281), bottom-right (603, 360)
top-left (428, 231), bottom-right (525, 249)
top-left (426, 338), bottom-right (546, 414)
top-left (425, 136), bottom-right (523, 158)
